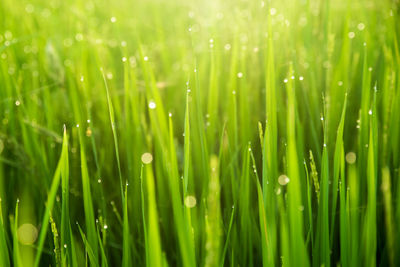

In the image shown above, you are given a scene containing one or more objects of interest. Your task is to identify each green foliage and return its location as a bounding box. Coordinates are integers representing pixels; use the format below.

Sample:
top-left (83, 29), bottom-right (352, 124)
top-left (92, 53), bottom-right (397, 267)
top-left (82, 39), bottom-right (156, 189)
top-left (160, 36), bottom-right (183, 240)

top-left (0, 0), bottom-right (399, 266)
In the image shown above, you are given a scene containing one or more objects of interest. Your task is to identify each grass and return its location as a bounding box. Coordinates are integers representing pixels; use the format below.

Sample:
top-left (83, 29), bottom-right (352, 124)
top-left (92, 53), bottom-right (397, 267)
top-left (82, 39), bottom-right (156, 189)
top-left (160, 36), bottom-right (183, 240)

top-left (0, 0), bottom-right (399, 266)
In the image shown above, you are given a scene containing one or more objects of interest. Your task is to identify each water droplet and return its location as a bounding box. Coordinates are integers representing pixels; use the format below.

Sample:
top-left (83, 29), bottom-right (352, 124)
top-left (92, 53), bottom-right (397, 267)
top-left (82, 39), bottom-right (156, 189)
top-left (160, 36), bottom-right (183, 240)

top-left (278, 174), bottom-right (290, 185)
top-left (345, 152), bottom-right (356, 164)
top-left (64, 244), bottom-right (67, 248)
top-left (275, 187), bottom-right (281, 195)
top-left (320, 117), bottom-right (324, 121)
top-left (270, 8), bottom-right (277, 16)
top-left (98, 179), bottom-right (102, 183)
top-left (338, 81), bottom-right (343, 86)
top-left (357, 23), bottom-right (365, 31)
top-left (110, 17), bottom-right (117, 23)
top-left (237, 72), bottom-right (243, 78)
top-left (103, 225), bottom-right (108, 229)
top-left (348, 32), bottom-right (355, 39)
top-left (143, 56), bottom-right (149, 61)
top-left (283, 78), bottom-right (288, 83)
top-left (184, 195), bottom-right (197, 208)
top-left (224, 44), bottom-right (231, 50)
top-left (75, 33), bottom-right (83, 41)
top-left (169, 112), bottom-right (172, 117)
top-left (86, 127), bottom-right (92, 137)
top-left (25, 4), bottom-right (34, 13)
top-left (15, 100), bottom-right (20, 106)
top-left (17, 224), bottom-right (38, 245)
top-left (299, 76), bottom-right (304, 81)
top-left (122, 57), bottom-right (127, 62)
top-left (368, 67), bottom-right (373, 72)
top-left (148, 101), bottom-right (156, 109)
top-left (368, 109), bottom-right (372, 115)
top-left (141, 152), bottom-right (153, 164)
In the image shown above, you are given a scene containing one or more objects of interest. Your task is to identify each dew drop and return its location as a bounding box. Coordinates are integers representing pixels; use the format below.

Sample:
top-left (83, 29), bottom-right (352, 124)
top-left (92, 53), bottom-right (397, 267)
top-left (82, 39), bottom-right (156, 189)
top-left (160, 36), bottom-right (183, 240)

top-left (345, 152), bottom-right (356, 164)
top-left (25, 4), bottom-right (34, 13)
top-left (17, 224), bottom-right (38, 245)
top-left (278, 174), bottom-right (290, 185)
top-left (276, 187), bottom-right (281, 195)
top-left (148, 101), bottom-right (156, 109)
top-left (141, 152), bottom-right (153, 164)
top-left (184, 195), bottom-right (197, 208)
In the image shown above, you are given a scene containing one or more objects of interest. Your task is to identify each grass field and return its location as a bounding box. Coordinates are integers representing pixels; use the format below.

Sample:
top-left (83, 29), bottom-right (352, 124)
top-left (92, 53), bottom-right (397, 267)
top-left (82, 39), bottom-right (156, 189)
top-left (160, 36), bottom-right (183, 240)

top-left (0, 0), bottom-right (400, 266)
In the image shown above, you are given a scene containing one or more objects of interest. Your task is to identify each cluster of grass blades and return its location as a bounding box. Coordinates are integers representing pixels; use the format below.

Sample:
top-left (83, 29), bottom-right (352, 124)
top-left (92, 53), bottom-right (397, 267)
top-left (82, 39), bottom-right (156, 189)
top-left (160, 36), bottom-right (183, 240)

top-left (0, 0), bottom-right (400, 266)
